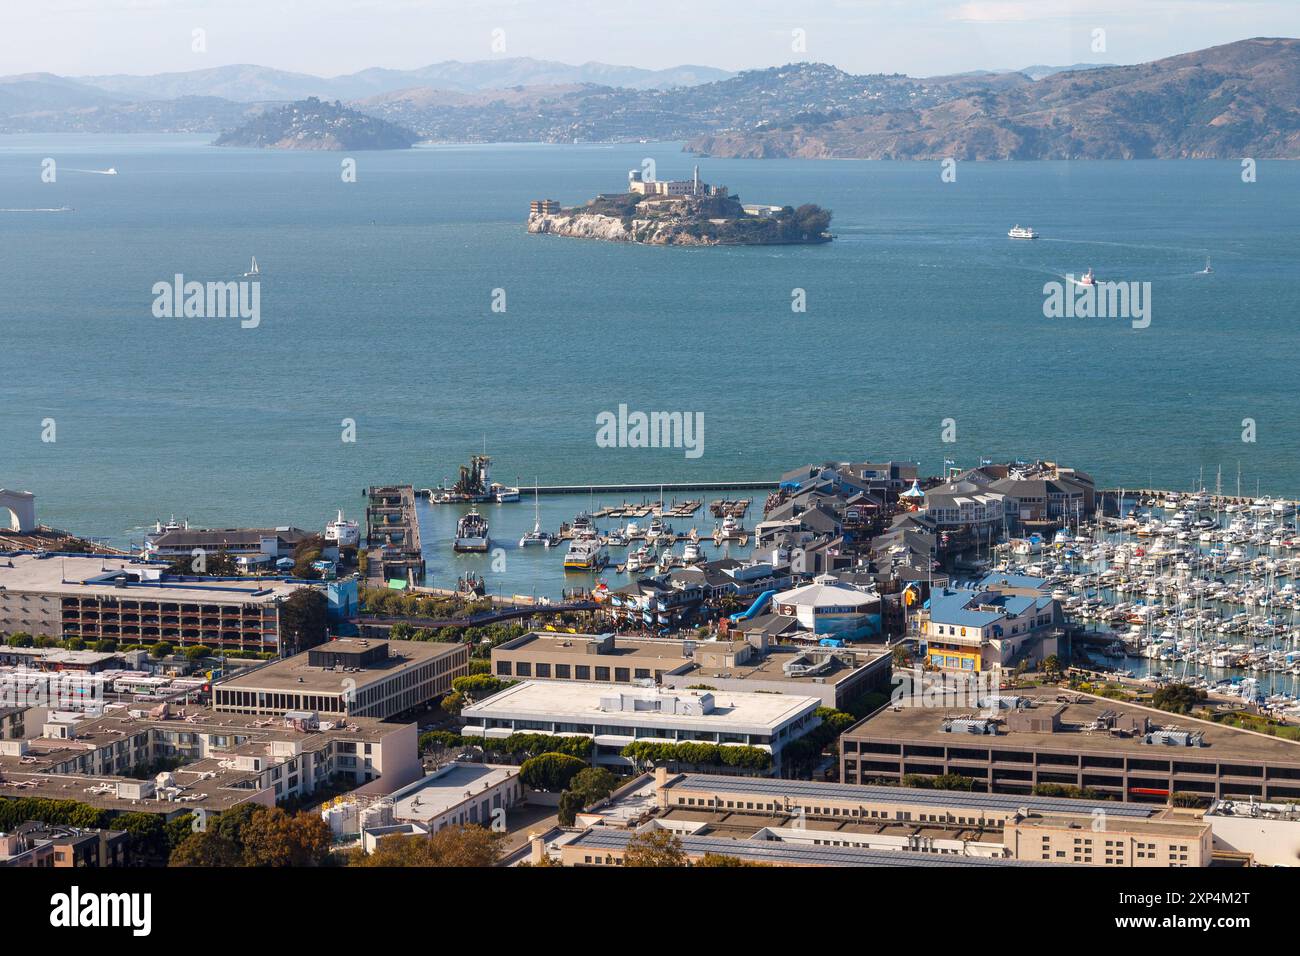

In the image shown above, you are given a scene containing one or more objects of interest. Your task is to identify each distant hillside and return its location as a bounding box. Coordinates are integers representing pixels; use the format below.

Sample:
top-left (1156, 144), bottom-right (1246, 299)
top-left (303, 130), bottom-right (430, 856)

top-left (687, 38), bottom-right (1300, 159)
top-left (5, 39), bottom-right (1298, 158)
top-left (70, 58), bottom-right (732, 103)
top-left (213, 97), bottom-right (418, 150)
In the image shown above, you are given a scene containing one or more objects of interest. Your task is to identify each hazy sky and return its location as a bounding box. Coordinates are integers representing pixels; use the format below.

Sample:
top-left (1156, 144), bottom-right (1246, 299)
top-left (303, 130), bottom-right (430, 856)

top-left (3, 0), bottom-right (1298, 78)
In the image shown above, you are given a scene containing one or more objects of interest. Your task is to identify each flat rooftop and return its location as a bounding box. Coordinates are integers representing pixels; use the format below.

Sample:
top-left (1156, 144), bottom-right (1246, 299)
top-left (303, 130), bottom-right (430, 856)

top-left (498, 633), bottom-right (690, 665)
top-left (562, 827), bottom-right (1050, 867)
top-left (669, 646), bottom-right (885, 687)
top-left (0, 706), bottom-right (401, 813)
top-left (388, 763), bottom-right (518, 823)
top-left (664, 772), bottom-right (1157, 818)
top-left (846, 689), bottom-right (1300, 765)
top-left (463, 680), bottom-right (820, 734)
top-left (217, 638), bottom-right (462, 694)
top-left (0, 553), bottom-right (300, 604)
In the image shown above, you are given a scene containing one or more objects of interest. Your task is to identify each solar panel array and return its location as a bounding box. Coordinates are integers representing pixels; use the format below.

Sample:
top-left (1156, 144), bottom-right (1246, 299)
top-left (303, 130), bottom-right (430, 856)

top-left (671, 773), bottom-right (1154, 818)
top-left (568, 828), bottom-right (1053, 867)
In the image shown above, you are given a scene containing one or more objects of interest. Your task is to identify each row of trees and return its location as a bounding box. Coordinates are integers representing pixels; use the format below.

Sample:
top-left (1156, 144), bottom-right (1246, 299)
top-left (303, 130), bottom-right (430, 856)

top-left (620, 740), bottom-right (772, 771)
top-left (169, 804), bottom-right (332, 867)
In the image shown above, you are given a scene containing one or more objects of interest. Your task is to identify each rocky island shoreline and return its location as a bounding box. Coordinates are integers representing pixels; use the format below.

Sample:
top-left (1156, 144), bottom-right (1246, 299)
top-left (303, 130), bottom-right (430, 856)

top-left (527, 167), bottom-right (831, 246)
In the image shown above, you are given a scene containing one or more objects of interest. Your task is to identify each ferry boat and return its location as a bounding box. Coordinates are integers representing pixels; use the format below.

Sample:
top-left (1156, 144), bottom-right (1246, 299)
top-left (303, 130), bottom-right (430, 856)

top-left (453, 509), bottom-right (490, 552)
top-left (564, 537), bottom-right (609, 572)
top-left (1007, 224), bottom-right (1038, 240)
top-left (324, 509), bottom-right (360, 548)
top-left (491, 483), bottom-right (520, 503)
top-left (1079, 267), bottom-right (1096, 287)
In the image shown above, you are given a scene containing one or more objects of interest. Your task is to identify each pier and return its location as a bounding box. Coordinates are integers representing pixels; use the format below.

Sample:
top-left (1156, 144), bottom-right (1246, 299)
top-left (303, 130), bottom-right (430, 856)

top-left (418, 479), bottom-right (776, 499)
top-left (364, 484), bottom-right (425, 584)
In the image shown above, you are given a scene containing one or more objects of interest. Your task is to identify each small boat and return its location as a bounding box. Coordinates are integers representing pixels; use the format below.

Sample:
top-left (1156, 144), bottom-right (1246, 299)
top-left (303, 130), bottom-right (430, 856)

top-left (1007, 224), bottom-right (1038, 240)
top-left (453, 509), bottom-right (490, 552)
top-left (682, 539), bottom-right (702, 563)
top-left (104, 168), bottom-right (118, 176)
top-left (1201, 257), bottom-right (1213, 274)
top-left (626, 545), bottom-right (654, 573)
top-left (1079, 267), bottom-right (1096, 287)
top-left (243, 256), bottom-right (261, 278)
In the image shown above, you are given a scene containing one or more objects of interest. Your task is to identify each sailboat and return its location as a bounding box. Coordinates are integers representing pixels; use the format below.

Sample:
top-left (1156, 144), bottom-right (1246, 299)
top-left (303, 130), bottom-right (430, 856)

top-left (243, 256), bottom-right (261, 278)
top-left (1201, 257), bottom-right (1213, 275)
top-left (519, 480), bottom-right (553, 548)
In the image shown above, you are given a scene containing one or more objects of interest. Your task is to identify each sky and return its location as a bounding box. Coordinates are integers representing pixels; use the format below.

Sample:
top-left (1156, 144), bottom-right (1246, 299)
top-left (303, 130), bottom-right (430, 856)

top-left (2, 0), bottom-right (1298, 78)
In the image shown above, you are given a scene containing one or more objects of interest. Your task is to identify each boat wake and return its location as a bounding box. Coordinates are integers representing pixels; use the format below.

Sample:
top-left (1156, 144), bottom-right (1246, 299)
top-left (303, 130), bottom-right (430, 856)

top-left (65, 167), bottom-right (118, 175)
top-left (0, 206), bottom-right (73, 213)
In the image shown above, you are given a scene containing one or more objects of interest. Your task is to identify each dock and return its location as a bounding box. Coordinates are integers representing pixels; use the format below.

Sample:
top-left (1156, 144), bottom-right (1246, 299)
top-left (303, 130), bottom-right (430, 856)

top-left (364, 484), bottom-right (425, 585)
top-left (418, 479), bottom-right (775, 500)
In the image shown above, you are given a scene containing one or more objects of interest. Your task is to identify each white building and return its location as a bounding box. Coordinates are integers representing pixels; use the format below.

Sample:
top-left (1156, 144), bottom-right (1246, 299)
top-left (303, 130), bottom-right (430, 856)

top-left (770, 576), bottom-right (882, 641)
top-left (460, 680), bottom-right (821, 773)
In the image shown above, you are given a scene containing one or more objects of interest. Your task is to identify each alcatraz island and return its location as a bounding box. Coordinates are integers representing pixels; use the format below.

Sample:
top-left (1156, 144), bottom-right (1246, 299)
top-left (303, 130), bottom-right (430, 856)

top-left (527, 166), bottom-right (833, 246)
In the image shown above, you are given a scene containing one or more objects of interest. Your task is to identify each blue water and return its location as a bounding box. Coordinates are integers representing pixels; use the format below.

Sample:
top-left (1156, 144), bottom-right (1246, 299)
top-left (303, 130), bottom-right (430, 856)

top-left (1, 135), bottom-right (1298, 596)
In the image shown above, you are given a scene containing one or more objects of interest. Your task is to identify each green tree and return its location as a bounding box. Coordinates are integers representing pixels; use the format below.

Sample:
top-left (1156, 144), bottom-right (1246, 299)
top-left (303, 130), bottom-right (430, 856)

top-left (150, 642), bottom-right (174, 659)
top-left (351, 826), bottom-right (503, 867)
top-left (279, 588), bottom-right (329, 653)
top-left (622, 828), bottom-right (686, 867)
top-left (239, 807), bottom-right (332, 867)
top-left (519, 753), bottom-right (587, 792)
top-left (1152, 683), bottom-right (1206, 715)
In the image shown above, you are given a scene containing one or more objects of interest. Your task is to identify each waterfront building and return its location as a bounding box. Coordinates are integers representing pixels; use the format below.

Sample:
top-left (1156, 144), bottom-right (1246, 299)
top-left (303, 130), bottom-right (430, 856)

top-left (1204, 800), bottom-right (1300, 866)
top-left (0, 553), bottom-right (308, 654)
top-left (920, 583), bottom-right (1063, 671)
top-left (839, 688), bottom-right (1300, 804)
top-left (769, 576), bottom-right (881, 641)
top-left (529, 198), bottom-right (561, 215)
top-left (143, 525), bottom-right (313, 561)
top-left (213, 638), bottom-right (467, 720)
top-left (460, 680), bottom-right (822, 774)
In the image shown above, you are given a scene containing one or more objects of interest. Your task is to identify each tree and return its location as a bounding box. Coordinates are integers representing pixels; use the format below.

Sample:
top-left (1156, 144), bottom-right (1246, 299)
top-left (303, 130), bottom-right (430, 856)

top-left (150, 642), bottom-right (174, 659)
top-left (351, 826), bottom-right (503, 867)
top-left (557, 790), bottom-right (586, 827)
top-left (279, 588), bottom-right (329, 653)
top-left (239, 807), bottom-right (332, 867)
top-left (1041, 655), bottom-right (1063, 680)
top-left (6, 632), bottom-right (33, 648)
top-left (568, 767), bottom-right (618, 803)
top-left (1153, 683), bottom-right (1206, 715)
top-left (696, 852), bottom-right (768, 867)
top-left (169, 828), bottom-right (242, 867)
top-left (184, 644), bottom-right (214, 662)
top-left (622, 828), bottom-right (686, 868)
top-left (519, 752), bottom-right (587, 792)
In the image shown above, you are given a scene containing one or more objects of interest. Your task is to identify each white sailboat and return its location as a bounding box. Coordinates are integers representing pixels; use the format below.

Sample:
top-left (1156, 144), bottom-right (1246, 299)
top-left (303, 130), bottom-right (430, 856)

top-left (243, 256), bottom-right (261, 278)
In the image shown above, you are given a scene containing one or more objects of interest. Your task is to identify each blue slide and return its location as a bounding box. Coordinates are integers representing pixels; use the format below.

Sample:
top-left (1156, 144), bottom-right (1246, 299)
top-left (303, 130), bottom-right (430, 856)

top-left (729, 589), bottom-right (776, 624)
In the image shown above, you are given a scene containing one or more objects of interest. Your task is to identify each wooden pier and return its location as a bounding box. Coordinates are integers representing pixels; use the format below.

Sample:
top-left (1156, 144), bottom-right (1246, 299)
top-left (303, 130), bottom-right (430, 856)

top-left (364, 484), bottom-right (425, 584)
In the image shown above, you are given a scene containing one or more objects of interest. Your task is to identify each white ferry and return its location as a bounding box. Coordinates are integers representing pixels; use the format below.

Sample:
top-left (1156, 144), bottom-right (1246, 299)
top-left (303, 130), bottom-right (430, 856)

top-left (453, 509), bottom-right (490, 552)
top-left (324, 509), bottom-right (359, 548)
top-left (564, 537), bottom-right (609, 572)
top-left (1007, 224), bottom-right (1038, 239)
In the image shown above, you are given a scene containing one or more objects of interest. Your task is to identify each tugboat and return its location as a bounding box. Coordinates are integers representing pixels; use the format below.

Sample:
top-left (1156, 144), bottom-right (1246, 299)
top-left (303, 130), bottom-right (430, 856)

top-left (1007, 224), bottom-right (1039, 240)
top-left (453, 509), bottom-right (490, 552)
